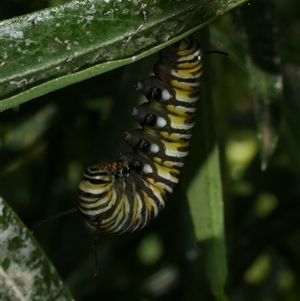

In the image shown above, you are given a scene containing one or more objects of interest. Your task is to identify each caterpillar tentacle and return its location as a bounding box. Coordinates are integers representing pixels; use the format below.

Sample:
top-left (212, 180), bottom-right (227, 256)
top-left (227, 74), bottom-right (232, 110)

top-left (77, 35), bottom-right (203, 234)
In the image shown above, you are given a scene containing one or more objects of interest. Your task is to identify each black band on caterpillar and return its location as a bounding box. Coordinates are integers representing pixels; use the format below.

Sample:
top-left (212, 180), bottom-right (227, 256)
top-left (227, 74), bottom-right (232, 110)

top-left (77, 35), bottom-right (203, 234)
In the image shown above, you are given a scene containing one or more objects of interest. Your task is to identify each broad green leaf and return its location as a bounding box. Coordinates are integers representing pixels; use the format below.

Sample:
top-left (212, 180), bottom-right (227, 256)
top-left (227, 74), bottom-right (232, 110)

top-left (0, 0), bottom-right (248, 112)
top-left (185, 30), bottom-right (227, 300)
top-left (0, 197), bottom-right (74, 301)
top-left (239, 0), bottom-right (283, 170)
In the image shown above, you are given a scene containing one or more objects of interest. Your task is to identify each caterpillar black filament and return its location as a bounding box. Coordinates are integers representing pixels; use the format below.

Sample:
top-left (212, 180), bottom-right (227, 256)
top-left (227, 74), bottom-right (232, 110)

top-left (32, 35), bottom-right (203, 275)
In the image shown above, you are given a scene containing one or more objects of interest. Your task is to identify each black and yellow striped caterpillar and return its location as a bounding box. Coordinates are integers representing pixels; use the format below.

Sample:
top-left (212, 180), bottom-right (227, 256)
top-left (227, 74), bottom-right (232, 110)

top-left (33, 35), bottom-right (203, 275)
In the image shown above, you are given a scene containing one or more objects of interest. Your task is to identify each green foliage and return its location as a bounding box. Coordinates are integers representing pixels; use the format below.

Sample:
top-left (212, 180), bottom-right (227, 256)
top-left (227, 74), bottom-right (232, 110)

top-left (0, 0), bottom-right (245, 111)
top-left (1, 0), bottom-right (300, 301)
top-left (0, 198), bottom-right (74, 301)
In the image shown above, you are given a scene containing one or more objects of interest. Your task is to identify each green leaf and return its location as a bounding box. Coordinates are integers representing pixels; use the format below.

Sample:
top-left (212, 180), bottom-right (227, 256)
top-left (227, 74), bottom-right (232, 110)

top-left (246, 66), bottom-right (282, 170)
top-left (0, 197), bottom-right (74, 301)
top-left (282, 65), bottom-right (300, 178)
top-left (0, 0), bottom-right (248, 112)
top-left (239, 0), bottom-right (283, 170)
top-left (185, 30), bottom-right (227, 300)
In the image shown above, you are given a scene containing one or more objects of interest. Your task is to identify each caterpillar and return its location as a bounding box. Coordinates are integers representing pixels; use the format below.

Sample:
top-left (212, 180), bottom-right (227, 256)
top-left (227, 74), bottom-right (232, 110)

top-left (33, 35), bottom-right (203, 275)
